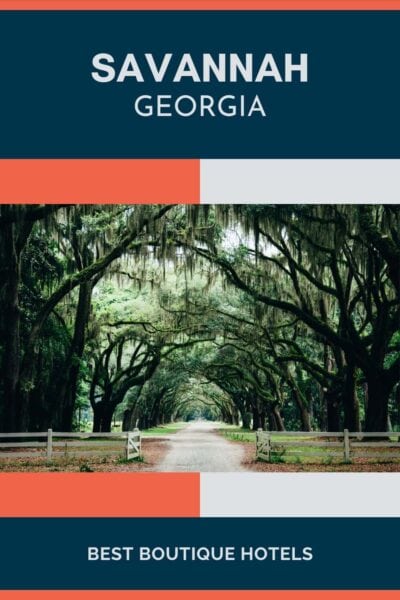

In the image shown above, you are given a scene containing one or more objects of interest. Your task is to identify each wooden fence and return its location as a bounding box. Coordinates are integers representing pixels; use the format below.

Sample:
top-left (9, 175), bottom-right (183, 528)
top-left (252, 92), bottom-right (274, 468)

top-left (256, 429), bottom-right (400, 463)
top-left (0, 429), bottom-right (141, 461)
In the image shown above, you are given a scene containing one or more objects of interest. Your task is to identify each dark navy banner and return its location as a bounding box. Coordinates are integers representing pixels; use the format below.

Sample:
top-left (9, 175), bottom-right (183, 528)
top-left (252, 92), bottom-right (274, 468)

top-left (0, 517), bottom-right (398, 589)
top-left (0, 10), bottom-right (399, 158)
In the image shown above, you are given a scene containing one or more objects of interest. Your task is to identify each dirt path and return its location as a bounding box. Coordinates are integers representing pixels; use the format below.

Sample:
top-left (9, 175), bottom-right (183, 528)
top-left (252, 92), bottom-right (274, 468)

top-left (156, 421), bottom-right (245, 472)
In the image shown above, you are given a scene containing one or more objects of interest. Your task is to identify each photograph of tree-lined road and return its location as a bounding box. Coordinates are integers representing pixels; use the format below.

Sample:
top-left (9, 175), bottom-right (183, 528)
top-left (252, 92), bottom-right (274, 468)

top-left (0, 204), bottom-right (399, 471)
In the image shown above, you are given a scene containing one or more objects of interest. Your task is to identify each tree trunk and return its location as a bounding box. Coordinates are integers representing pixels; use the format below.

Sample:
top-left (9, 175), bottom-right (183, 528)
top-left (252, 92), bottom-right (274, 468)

top-left (298, 404), bottom-right (311, 431)
top-left (0, 223), bottom-right (22, 431)
top-left (92, 403), bottom-right (103, 432)
top-left (342, 363), bottom-right (361, 432)
top-left (395, 384), bottom-right (400, 429)
top-left (149, 388), bottom-right (166, 428)
top-left (232, 406), bottom-right (240, 426)
top-left (51, 281), bottom-right (94, 432)
top-left (364, 371), bottom-right (390, 432)
top-left (241, 411), bottom-right (252, 429)
top-left (272, 404), bottom-right (285, 431)
top-left (92, 401), bottom-right (117, 432)
top-left (252, 406), bottom-right (260, 430)
top-left (325, 389), bottom-right (341, 432)
top-left (123, 407), bottom-right (140, 431)
top-left (252, 406), bottom-right (266, 430)
top-left (289, 379), bottom-right (311, 431)
top-left (100, 404), bottom-right (115, 433)
top-left (1, 207), bottom-right (38, 432)
top-left (267, 409), bottom-right (278, 431)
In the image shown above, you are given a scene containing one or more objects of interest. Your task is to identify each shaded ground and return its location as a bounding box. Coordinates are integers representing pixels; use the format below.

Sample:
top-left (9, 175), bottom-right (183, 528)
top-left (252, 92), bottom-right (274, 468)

top-left (0, 422), bottom-right (244, 472)
top-left (0, 438), bottom-right (169, 472)
top-left (240, 439), bottom-right (400, 472)
top-left (3, 422), bottom-right (399, 472)
top-left (156, 421), bottom-right (245, 472)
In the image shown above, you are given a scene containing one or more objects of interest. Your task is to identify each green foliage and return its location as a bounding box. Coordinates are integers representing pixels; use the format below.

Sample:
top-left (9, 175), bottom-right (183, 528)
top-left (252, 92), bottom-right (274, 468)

top-left (117, 455), bottom-right (144, 464)
top-left (141, 422), bottom-right (187, 436)
top-left (1, 204), bottom-right (399, 437)
top-left (269, 449), bottom-right (286, 464)
top-left (79, 463), bottom-right (94, 472)
top-left (219, 427), bottom-right (255, 443)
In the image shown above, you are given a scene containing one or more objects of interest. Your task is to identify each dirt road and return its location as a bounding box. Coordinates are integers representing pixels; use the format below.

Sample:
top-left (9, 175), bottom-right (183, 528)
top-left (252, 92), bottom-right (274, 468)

top-left (157, 421), bottom-right (245, 472)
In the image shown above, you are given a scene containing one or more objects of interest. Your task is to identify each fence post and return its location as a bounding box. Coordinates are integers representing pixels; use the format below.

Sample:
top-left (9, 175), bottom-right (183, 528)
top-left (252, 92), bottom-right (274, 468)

top-left (47, 428), bottom-right (53, 460)
top-left (256, 428), bottom-right (271, 462)
top-left (125, 432), bottom-right (130, 460)
top-left (134, 427), bottom-right (141, 457)
top-left (256, 428), bottom-right (262, 459)
top-left (265, 431), bottom-right (271, 462)
top-left (343, 428), bottom-right (350, 462)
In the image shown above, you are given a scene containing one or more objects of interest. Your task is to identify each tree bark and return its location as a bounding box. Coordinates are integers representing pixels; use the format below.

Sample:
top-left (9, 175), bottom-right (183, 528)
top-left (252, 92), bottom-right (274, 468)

top-left (342, 362), bottom-right (361, 432)
top-left (1, 222), bottom-right (22, 431)
top-left (56, 281), bottom-right (94, 431)
top-left (364, 371), bottom-right (390, 432)
top-left (252, 405), bottom-right (266, 430)
top-left (92, 401), bottom-right (117, 433)
top-left (325, 387), bottom-right (341, 432)
top-left (241, 410), bottom-right (252, 429)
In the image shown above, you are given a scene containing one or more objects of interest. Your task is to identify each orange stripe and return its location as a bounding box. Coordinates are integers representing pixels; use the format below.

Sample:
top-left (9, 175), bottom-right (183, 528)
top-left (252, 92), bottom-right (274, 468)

top-left (0, 159), bottom-right (199, 205)
top-left (0, 473), bottom-right (200, 517)
top-left (1, 1), bottom-right (400, 9)
top-left (0, 593), bottom-right (399, 599)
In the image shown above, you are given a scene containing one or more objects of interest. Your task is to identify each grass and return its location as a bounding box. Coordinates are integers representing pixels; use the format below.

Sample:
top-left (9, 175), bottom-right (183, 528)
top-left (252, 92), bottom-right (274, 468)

top-left (117, 455), bottom-right (144, 464)
top-left (141, 422), bottom-right (187, 437)
top-left (219, 426), bottom-right (256, 443)
top-left (0, 452), bottom-right (147, 471)
top-left (218, 425), bottom-right (400, 465)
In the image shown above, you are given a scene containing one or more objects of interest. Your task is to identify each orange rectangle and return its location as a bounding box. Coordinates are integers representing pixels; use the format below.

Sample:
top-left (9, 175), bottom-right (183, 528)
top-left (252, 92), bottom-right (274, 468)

top-left (1, 1), bottom-right (400, 9)
top-left (0, 473), bottom-right (199, 517)
top-left (0, 159), bottom-right (199, 204)
top-left (0, 592), bottom-right (399, 599)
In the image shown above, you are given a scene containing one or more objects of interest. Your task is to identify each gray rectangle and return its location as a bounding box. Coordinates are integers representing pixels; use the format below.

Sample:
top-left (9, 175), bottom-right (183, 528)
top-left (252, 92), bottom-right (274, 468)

top-left (201, 473), bottom-right (400, 517)
top-left (201, 159), bottom-right (400, 204)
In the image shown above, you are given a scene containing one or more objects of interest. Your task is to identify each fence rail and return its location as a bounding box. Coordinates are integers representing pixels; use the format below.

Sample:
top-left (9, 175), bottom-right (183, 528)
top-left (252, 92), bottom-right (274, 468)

top-left (256, 429), bottom-right (400, 463)
top-left (0, 429), bottom-right (141, 461)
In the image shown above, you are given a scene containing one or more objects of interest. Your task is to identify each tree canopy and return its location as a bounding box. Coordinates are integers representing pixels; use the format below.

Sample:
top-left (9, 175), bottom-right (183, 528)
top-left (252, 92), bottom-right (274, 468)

top-left (0, 204), bottom-right (399, 433)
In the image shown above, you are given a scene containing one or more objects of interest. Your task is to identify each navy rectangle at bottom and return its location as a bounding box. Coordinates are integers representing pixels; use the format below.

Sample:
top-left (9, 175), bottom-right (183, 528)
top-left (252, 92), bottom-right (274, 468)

top-left (0, 517), bottom-right (397, 590)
